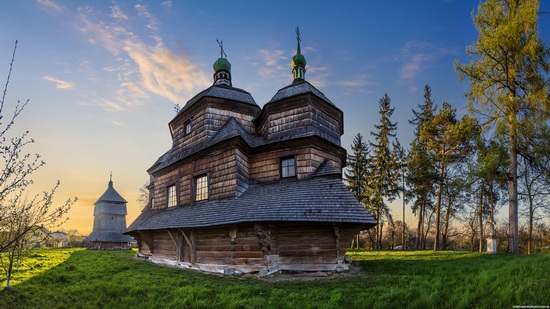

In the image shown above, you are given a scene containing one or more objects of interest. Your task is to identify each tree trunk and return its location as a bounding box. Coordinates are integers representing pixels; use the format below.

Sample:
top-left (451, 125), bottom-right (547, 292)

top-left (423, 207), bottom-right (435, 250)
top-left (433, 160), bottom-right (445, 250)
top-left (508, 111), bottom-right (519, 254)
top-left (528, 202), bottom-right (533, 254)
top-left (375, 206), bottom-right (380, 249)
top-left (415, 199), bottom-right (424, 250)
top-left (443, 200), bottom-right (453, 250)
top-left (378, 221), bottom-right (384, 249)
top-left (479, 182), bottom-right (484, 253)
top-left (522, 159), bottom-right (534, 255)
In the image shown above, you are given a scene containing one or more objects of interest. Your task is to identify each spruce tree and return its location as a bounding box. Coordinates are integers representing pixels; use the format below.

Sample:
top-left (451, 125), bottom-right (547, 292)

top-left (344, 133), bottom-right (372, 211)
top-left (369, 93), bottom-right (401, 249)
top-left (407, 85), bottom-right (438, 249)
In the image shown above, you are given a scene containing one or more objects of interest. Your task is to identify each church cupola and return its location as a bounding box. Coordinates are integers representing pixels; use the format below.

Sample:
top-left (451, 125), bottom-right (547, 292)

top-left (213, 39), bottom-right (232, 87)
top-left (291, 27), bottom-right (306, 82)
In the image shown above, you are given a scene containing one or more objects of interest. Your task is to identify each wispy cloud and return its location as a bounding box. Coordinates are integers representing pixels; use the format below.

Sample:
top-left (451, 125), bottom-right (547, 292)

top-left (41, 76), bottom-right (75, 89)
top-left (336, 74), bottom-right (373, 87)
top-left (307, 65), bottom-right (330, 88)
top-left (161, 1), bottom-right (172, 10)
top-left (257, 49), bottom-right (287, 77)
top-left (36, 0), bottom-right (67, 13)
top-left (48, 2), bottom-right (210, 112)
top-left (110, 4), bottom-right (128, 20)
top-left (397, 41), bottom-right (459, 83)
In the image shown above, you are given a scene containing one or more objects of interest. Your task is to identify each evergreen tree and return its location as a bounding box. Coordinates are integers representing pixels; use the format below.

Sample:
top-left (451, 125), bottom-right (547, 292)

top-left (344, 133), bottom-right (372, 211)
top-left (407, 85), bottom-right (438, 249)
top-left (469, 136), bottom-right (508, 252)
top-left (456, 0), bottom-right (550, 253)
top-left (369, 93), bottom-right (401, 249)
top-left (421, 102), bottom-right (479, 250)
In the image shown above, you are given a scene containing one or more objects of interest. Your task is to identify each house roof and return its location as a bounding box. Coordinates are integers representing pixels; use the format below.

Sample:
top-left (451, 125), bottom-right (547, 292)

top-left (150, 118), bottom-right (265, 173)
top-left (95, 179), bottom-right (127, 205)
top-left (174, 84), bottom-right (258, 118)
top-left (126, 176), bottom-right (376, 233)
top-left (150, 117), bottom-right (344, 174)
top-left (268, 80), bottom-right (334, 106)
top-left (84, 231), bottom-right (135, 243)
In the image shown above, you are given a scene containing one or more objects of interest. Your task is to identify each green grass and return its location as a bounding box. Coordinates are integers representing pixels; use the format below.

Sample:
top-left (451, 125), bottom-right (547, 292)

top-left (1, 249), bottom-right (549, 308)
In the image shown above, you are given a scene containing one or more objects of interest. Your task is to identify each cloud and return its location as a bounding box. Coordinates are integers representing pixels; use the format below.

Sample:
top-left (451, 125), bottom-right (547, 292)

top-left (336, 74), bottom-right (373, 88)
top-left (134, 4), bottom-right (161, 42)
top-left (255, 48), bottom-right (289, 82)
top-left (397, 41), bottom-right (459, 83)
top-left (306, 65), bottom-right (330, 88)
top-left (161, 1), bottom-right (172, 10)
top-left (400, 54), bottom-right (426, 80)
top-left (123, 41), bottom-right (209, 105)
top-left (71, 3), bottom-right (210, 111)
top-left (36, 0), bottom-right (67, 13)
top-left (41, 76), bottom-right (75, 89)
top-left (110, 5), bottom-right (128, 20)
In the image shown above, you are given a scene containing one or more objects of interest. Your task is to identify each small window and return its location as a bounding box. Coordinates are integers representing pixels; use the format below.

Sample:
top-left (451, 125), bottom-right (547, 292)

top-left (194, 175), bottom-right (209, 201)
top-left (280, 156), bottom-right (296, 178)
top-left (167, 185), bottom-right (177, 207)
top-left (184, 119), bottom-right (192, 135)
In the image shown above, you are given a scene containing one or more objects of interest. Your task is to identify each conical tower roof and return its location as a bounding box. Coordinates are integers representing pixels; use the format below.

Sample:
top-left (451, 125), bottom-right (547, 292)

top-left (94, 175), bottom-right (127, 205)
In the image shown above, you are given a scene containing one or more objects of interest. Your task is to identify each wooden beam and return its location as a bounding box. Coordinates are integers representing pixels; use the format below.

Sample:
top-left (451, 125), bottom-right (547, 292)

top-left (180, 230), bottom-right (196, 264)
top-left (190, 230), bottom-right (196, 264)
top-left (166, 230), bottom-right (181, 262)
top-left (180, 230), bottom-right (192, 248)
top-left (333, 224), bottom-right (340, 261)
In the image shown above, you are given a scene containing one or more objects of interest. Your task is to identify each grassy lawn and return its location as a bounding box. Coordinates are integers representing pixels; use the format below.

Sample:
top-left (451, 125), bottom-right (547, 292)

top-left (1, 249), bottom-right (549, 308)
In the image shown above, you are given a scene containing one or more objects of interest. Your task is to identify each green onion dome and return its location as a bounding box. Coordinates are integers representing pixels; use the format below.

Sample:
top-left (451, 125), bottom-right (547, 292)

top-left (292, 48), bottom-right (306, 68)
top-left (213, 57), bottom-right (231, 73)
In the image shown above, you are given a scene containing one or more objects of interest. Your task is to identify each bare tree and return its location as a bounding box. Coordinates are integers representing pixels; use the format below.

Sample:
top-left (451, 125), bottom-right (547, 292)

top-left (137, 180), bottom-right (151, 209)
top-left (0, 41), bottom-right (75, 289)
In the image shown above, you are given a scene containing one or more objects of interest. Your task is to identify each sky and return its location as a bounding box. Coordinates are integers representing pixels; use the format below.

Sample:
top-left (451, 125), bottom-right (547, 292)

top-left (0, 1), bottom-right (549, 235)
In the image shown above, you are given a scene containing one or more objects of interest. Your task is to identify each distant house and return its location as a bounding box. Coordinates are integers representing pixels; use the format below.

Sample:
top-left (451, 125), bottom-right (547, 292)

top-left (84, 176), bottom-right (135, 250)
top-left (30, 226), bottom-right (51, 248)
top-left (126, 33), bottom-right (376, 275)
top-left (48, 231), bottom-right (69, 248)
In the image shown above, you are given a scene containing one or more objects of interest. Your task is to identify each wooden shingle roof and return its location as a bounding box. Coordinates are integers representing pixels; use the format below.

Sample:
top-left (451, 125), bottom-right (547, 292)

top-left (268, 80), bottom-right (334, 105)
top-left (126, 176), bottom-right (376, 233)
top-left (174, 84), bottom-right (257, 118)
top-left (95, 180), bottom-right (127, 205)
top-left (150, 118), bottom-right (264, 173)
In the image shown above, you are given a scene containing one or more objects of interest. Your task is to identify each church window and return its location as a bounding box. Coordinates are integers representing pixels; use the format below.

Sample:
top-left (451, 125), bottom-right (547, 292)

top-left (167, 185), bottom-right (177, 207)
top-left (194, 174), bottom-right (209, 201)
top-left (184, 119), bottom-right (192, 135)
top-left (280, 156), bottom-right (296, 178)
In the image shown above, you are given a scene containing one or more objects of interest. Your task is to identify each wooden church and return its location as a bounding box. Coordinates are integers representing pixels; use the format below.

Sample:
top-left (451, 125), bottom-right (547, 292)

top-left (126, 32), bottom-right (376, 275)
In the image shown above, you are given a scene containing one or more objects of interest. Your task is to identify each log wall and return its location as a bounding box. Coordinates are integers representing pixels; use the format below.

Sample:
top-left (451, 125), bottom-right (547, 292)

top-left (171, 103), bottom-right (257, 159)
top-left (259, 98), bottom-right (342, 146)
top-left (151, 149), bottom-right (246, 209)
top-left (277, 222), bottom-right (339, 265)
top-left (194, 224), bottom-right (265, 267)
top-left (249, 146), bottom-right (342, 182)
top-left (151, 230), bottom-right (177, 260)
